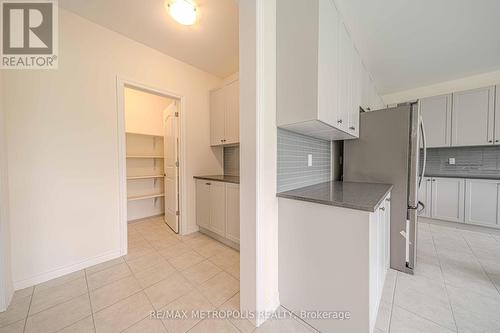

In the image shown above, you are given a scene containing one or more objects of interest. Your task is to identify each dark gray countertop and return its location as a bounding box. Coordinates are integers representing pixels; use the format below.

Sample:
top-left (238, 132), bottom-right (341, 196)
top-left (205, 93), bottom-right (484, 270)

top-left (194, 175), bottom-right (240, 184)
top-left (277, 181), bottom-right (393, 212)
top-left (425, 174), bottom-right (500, 180)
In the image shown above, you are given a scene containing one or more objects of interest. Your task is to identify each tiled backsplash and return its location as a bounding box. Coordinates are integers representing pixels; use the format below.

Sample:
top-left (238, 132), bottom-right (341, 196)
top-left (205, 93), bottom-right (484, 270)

top-left (278, 129), bottom-right (331, 192)
top-left (422, 145), bottom-right (500, 178)
top-left (224, 146), bottom-right (240, 176)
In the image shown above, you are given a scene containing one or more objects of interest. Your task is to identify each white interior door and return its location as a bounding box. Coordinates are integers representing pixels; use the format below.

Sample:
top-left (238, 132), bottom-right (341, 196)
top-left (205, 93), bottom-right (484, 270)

top-left (164, 102), bottom-right (179, 233)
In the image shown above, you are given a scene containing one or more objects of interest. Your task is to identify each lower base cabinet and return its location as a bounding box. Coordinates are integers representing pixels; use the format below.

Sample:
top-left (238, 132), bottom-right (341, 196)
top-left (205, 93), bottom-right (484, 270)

top-left (418, 177), bottom-right (500, 229)
top-left (465, 179), bottom-right (500, 228)
top-left (195, 179), bottom-right (240, 244)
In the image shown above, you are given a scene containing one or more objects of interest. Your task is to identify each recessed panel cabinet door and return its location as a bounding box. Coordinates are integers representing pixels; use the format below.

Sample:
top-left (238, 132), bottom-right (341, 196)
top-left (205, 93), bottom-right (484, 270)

top-left (337, 22), bottom-right (352, 132)
top-left (225, 80), bottom-right (240, 145)
top-left (419, 94), bottom-right (452, 148)
top-left (210, 88), bottom-right (226, 146)
top-left (418, 177), bottom-right (432, 218)
top-left (431, 178), bottom-right (465, 223)
top-left (196, 180), bottom-right (210, 230)
top-left (209, 181), bottom-right (226, 237)
top-left (225, 184), bottom-right (240, 243)
top-left (452, 86), bottom-right (495, 146)
top-left (465, 179), bottom-right (500, 227)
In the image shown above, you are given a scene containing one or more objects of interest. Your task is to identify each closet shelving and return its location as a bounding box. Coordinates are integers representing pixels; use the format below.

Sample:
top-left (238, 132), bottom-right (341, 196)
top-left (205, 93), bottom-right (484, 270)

top-left (126, 132), bottom-right (165, 221)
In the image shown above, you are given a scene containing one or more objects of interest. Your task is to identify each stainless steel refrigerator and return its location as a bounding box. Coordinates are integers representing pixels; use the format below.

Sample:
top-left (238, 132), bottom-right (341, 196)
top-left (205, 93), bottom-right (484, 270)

top-left (343, 103), bottom-right (427, 274)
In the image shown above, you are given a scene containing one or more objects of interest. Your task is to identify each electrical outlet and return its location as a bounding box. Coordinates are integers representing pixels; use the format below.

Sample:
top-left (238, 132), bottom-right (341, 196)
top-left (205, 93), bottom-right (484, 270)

top-left (308, 154), bottom-right (313, 167)
top-left (449, 158), bottom-right (455, 165)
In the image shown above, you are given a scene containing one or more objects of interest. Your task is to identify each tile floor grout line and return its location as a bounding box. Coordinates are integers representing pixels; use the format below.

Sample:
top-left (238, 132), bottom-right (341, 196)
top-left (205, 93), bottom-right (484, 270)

top-left (21, 284), bottom-right (36, 333)
top-left (83, 268), bottom-right (98, 333)
top-left (431, 228), bottom-right (459, 333)
top-left (386, 270), bottom-right (398, 333)
top-left (462, 233), bottom-right (500, 298)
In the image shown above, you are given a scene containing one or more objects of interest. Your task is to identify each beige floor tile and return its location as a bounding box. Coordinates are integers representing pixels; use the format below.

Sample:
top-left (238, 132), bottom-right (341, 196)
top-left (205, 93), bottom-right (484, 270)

top-left (25, 294), bottom-right (91, 333)
top-left (389, 306), bottom-right (455, 333)
top-left (168, 251), bottom-right (204, 271)
top-left (189, 319), bottom-right (240, 333)
top-left (0, 295), bottom-right (31, 327)
top-left (93, 292), bottom-right (153, 333)
top-left (208, 249), bottom-right (239, 270)
top-left (254, 316), bottom-right (313, 333)
top-left (394, 273), bottom-right (455, 330)
top-left (122, 317), bottom-right (167, 333)
top-left (86, 257), bottom-right (124, 276)
top-left (181, 260), bottom-right (222, 286)
top-left (149, 238), bottom-right (181, 252)
top-left (192, 242), bottom-right (228, 258)
top-left (124, 244), bottom-right (155, 262)
top-left (374, 301), bottom-right (391, 333)
top-left (35, 270), bottom-right (85, 292)
top-left (380, 269), bottom-right (397, 304)
top-left (441, 259), bottom-right (498, 298)
top-left (218, 293), bottom-right (255, 333)
top-left (58, 316), bottom-right (95, 333)
top-left (87, 263), bottom-right (132, 291)
top-left (199, 272), bottom-right (239, 307)
top-left (161, 290), bottom-right (214, 333)
top-left (158, 243), bottom-right (191, 260)
top-left (0, 320), bottom-right (25, 333)
top-left (90, 276), bottom-right (141, 312)
top-left (30, 277), bottom-right (88, 315)
top-left (144, 273), bottom-right (194, 310)
top-left (126, 253), bottom-right (167, 274)
top-left (225, 262), bottom-right (240, 280)
top-left (11, 287), bottom-right (33, 301)
top-left (133, 261), bottom-right (177, 289)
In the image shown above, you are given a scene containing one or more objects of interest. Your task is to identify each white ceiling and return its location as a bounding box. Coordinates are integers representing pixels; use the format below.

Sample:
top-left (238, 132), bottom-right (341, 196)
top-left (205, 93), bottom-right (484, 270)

top-left (59, 0), bottom-right (239, 78)
top-left (335, 0), bottom-right (500, 94)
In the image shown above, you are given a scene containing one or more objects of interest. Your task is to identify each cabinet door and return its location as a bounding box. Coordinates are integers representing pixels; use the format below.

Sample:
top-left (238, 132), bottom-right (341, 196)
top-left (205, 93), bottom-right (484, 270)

top-left (431, 178), bottom-right (465, 223)
top-left (209, 181), bottom-right (226, 236)
top-left (348, 51), bottom-right (361, 136)
top-left (195, 180), bottom-right (211, 229)
top-left (420, 94), bottom-right (452, 148)
top-left (225, 184), bottom-right (240, 243)
top-left (452, 86), bottom-right (495, 146)
top-left (495, 86), bottom-right (500, 144)
top-left (418, 177), bottom-right (432, 218)
top-left (210, 88), bottom-right (226, 146)
top-left (224, 80), bottom-right (240, 145)
top-left (384, 195), bottom-right (391, 269)
top-left (465, 179), bottom-right (500, 227)
top-left (317, 0), bottom-right (340, 127)
top-left (337, 22), bottom-right (352, 131)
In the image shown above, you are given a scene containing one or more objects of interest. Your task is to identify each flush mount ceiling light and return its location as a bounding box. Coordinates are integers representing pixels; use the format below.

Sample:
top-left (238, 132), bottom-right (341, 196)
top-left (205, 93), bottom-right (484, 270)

top-left (167, 0), bottom-right (197, 26)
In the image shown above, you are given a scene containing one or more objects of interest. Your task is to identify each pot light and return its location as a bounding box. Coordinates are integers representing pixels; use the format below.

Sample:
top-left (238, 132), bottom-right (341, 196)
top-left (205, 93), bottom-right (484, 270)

top-left (167, 0), bottom-right (197, 26)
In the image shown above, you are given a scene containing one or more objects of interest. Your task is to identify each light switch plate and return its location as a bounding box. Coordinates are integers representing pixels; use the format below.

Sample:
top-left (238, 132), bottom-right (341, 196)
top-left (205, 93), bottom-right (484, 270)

top-left (307, 154), bottom-right (313, 167)
top-left (449, 158), bottom-right (455, 165)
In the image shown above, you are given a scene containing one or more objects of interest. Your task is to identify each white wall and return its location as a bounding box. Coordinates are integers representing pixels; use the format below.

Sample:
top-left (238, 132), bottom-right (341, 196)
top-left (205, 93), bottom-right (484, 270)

top-left (240, 0), bottom-right (279, 326)
top-left (124, 87), bottom-right (173, 137)
top-left (382, 69), bottom-right (500, 105)
top-left (3, 9), bottom-right (223, 289)
top-left (0, 69), bottom-right (14, 311)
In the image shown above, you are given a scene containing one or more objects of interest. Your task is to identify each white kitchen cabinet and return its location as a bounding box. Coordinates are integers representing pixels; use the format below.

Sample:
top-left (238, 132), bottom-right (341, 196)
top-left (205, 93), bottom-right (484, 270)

top-left (195, 179), bottom-right (240, 244)
top-left (495, 85), bottom-right (500, 144)
top-left (452, 86), bottom-right (495, 146)
top-left (225, 183), bottom-right (240, 243)
top-left (431, 177), bottom-right (465, 223)
top-left (210, 80), bottom-right (239, 146)
top-left (348, 48), bottom-right (362, 136)
top-left (418, 177), bottom-right (432, 218)
top-left (195, 180), bottom-right (211, 229)
top-left (465, 179), bottom-right (500, 227)
top-left (419, 94), bottom-right (452, 147)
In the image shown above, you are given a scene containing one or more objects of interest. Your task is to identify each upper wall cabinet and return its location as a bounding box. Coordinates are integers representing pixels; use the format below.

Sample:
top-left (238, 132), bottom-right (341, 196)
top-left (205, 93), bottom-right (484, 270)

top-left (210, 80), bottom-right (240, 146)
top-left (452, 86), bottom-right (495, 147)
top-left (276, 0), bottom-right (382, 141)
top-left (420, 94), bottom-right (452, 148)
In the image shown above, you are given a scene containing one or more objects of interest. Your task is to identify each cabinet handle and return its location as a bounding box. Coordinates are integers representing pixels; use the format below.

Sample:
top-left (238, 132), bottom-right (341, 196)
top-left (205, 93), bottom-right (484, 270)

top-left (206, 182), bottom-right (211, 185)
top-left (349, 126), bottom-right (355, 131)
top-left (337, 119), bottom-right (343, 124)
top-left (496, 140), bottom-right (499, 143)
top-left (489, 140), bottom-right (493, 143)
top-left (432, 179), bottom-right (436, 182)
top-left (379, 207), bottom-right (385, 211)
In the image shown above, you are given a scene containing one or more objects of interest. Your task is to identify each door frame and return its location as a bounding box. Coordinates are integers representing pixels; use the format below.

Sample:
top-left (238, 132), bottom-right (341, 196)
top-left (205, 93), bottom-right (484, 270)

top-left (116, 77), bottom-right (186, 256)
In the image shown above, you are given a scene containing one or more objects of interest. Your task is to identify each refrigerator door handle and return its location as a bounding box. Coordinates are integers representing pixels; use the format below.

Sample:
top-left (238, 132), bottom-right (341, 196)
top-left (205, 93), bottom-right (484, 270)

top-left (419, 116), bottom-right (427, 189)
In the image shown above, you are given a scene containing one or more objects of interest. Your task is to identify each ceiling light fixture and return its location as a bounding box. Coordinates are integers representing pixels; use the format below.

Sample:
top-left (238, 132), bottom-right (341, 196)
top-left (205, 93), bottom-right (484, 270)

top-left (167, 0), bottom-right (197, 26)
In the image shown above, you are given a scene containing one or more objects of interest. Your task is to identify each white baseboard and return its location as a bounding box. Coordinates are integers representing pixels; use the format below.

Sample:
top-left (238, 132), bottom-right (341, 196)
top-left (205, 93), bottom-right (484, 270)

top-left (255, 293), bottom-right (281, 327)
top-left (13, 249), bottom-right (122, 290)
